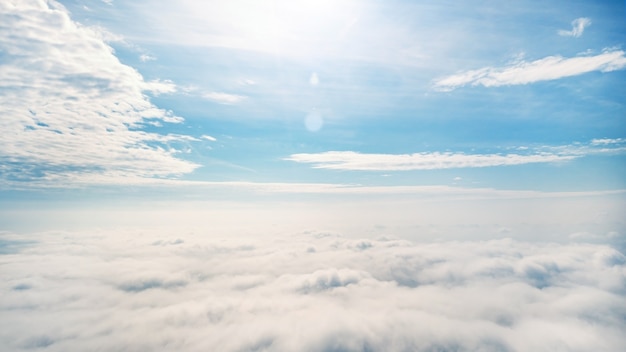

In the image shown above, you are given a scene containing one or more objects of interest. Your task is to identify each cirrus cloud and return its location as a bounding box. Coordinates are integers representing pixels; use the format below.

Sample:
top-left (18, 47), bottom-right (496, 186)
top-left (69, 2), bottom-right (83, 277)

top-left (285, 139), bottom-right (626, 171)
top-left (286, 151), bottom-right (574, 171)
top-left (202, 91), bottom-right (247, 105)
top-left (433, 48), bottom-right (626, 91)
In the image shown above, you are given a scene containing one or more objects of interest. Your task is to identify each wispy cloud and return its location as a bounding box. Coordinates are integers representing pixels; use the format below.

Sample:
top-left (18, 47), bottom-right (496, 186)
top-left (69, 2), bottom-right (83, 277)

top-left (591, 138), bottom-right (625, 146)
top-left (0, 1), bottom-right (199, 185)
top-left (143, 79), bottom-right (177, 95)
top-left (286, 140), bottom-right (626, 171)
top-left (169, 84), bottom-right (247, 105)
top-left (558, 17), bottom-right (591, 37)
top-left (287, 151), bottom-right (574, 171)
top-left (139, 54), bottom-right (156, 62)
top-left (433, 49), bottom-right (626, 91)
top-left (202, 92), bottom-right (246, 105)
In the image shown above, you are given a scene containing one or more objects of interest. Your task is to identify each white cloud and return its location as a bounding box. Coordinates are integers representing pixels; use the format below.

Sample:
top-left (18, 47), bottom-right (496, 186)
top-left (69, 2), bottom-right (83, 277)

top-left (202, 92), bottom-right (246, 104)
top-left (201, 135), bottom-right (217, 142)
top-left (143, 79), bottom-right (177, 95)
top-left (176, 85), bottom-right (246, 104)
top-left (139, 53), bottom-right (156, 62)
top-left (286, 139), bottom-right (626, 171)
top-left (1, 229), bottom-right (624, 351)
top-left (591, 138), bottom-right (625, 146)
top-left (0, 0), bottom-right (199, 185)
top-left (287, 151), bottom-right (574, 171)
top-left (433, 49), bottom-right (626, 91)
top-left (238, 79), bottom-right (256, 85)
top-left (559, 17), bottom-right (591, 38)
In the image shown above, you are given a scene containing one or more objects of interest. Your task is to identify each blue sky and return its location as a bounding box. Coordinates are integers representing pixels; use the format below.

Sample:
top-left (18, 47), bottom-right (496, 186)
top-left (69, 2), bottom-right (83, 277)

top-left (0, 0), bottom-right (625, 214)
top-left (2, 0), bottom-right (625, 192)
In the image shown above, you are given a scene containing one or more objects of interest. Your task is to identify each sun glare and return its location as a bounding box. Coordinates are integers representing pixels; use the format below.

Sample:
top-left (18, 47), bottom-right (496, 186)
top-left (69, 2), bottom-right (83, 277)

top-left (194, 0), bottom-right (360, 55)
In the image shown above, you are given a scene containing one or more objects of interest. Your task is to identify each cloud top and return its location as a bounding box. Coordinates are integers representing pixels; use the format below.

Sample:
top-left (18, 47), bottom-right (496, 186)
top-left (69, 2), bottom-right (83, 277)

top-left (1, 229), bottom-right (624, 351)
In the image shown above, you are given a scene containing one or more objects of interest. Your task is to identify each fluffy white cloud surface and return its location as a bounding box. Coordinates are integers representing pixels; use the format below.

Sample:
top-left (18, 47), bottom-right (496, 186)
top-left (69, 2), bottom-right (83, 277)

top-left (1, 229), bottom-right (624, 351)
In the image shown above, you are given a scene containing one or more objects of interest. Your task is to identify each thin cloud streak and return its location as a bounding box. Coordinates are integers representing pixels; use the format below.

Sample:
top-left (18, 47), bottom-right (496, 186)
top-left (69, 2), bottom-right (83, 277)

top-left (433, 49), bottom-right (626, 91)
top-left (287, 151), bottom-right (574, 171)
top-left (202, 92), bottom-right (247, 105)
top-left (286, 140), bottom-right (626, 171)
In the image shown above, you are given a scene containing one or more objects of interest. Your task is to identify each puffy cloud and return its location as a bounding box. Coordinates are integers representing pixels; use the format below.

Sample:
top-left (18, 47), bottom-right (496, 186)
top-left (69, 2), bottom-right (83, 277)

top-left (0, 0), bottom-right (199, 186)
top-left (1, 229), bottom-right (624, 351)
top-left (558, 18), bottom-right (592, 38)
top-left (433, 49), bottom-right (626, 91)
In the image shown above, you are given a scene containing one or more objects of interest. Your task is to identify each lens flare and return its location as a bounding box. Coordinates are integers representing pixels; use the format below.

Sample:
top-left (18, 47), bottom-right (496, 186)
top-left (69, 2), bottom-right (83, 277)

top-left (305, 111), bottom-right (323, 132)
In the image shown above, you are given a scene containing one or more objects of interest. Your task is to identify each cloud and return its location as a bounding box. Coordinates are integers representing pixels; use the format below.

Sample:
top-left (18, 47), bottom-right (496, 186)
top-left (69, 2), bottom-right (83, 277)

top-left (285, 140), bottom-right (626, 171)
top-left (285, 139), bottom-right (626, 171)
top-left (286, 151), bottom-right (574, 171)
top-left (559, 17), bottom-right (591, 38)
top-left (433, 49), bottom-right (626, 91)
top-left (202, 92), bottom-right (246, 104)
top-left (0, 0), bottom-right (199, 186)
top-left (1, 229), bottom-right (624, 351)
top-left (591, 138), bottom-right (625, 146)
top-left (201, 135), bottom-right (217, 142)
top-left (143, 79), bottom-right (177, 95)
top-left (139, 53), bottom-right (156, 62)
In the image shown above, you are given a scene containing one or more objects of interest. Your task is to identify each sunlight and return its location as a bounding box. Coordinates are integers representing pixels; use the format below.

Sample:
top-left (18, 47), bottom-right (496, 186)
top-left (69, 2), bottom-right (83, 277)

top-left (183, 0), bottom-right (361, 56)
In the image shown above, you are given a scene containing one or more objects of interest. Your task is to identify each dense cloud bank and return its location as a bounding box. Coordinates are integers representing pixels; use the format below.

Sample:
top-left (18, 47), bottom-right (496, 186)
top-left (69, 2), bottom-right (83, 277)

top-left (1, 229), bottom-right (625, 351)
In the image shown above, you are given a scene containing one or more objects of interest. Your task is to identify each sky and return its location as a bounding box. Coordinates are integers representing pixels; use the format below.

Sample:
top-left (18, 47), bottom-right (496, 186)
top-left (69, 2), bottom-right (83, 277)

top-left (1, 0), bottom-right (626, 351)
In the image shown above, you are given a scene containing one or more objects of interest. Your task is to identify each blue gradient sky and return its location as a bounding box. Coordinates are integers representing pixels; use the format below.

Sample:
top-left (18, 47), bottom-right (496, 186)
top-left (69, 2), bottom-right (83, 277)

top-left (1, 0), bottom-right (625, 215)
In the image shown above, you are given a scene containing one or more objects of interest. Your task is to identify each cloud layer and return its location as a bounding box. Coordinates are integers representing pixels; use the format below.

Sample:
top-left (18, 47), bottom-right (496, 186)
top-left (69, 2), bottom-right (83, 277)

top-left (433, 49), bottom-right (626, 91)
top-left (285, 139), bottom-right (626, 171)
top-left (0, 0), bottom-right (198, 186)
top-left (1, 229), bottom-right (624, 351)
